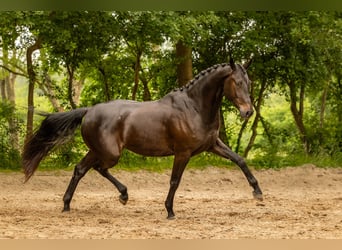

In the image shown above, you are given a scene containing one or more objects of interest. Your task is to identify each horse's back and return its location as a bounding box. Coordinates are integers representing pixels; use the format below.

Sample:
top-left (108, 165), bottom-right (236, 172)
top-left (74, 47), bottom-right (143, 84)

top-left (81, 100), bottom-right (175, 157)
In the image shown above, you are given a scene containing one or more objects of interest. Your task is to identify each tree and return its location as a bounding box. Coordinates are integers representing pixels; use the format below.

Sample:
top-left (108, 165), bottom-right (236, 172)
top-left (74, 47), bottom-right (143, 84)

top-left (113, 11), bottom-right (168, 101)
top-left (272, 12), bottom-right (338, 155)
top-left (1, 10), bottom-right (341, 170)
top-left (0, 11), bottom-right (28, 148)
top-left (40, 11), bottom-right (116, 109)
top-left (237, 12), bottom-right (279, 157)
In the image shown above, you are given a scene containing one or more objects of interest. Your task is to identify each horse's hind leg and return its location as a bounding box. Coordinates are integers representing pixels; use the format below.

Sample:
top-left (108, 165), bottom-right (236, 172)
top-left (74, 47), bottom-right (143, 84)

top-left (62, 151), bottom-right (98, 212)
top-left (94, 167), bottom-right (128, 205)
top-left (90, 134), bottom-right (128, 204)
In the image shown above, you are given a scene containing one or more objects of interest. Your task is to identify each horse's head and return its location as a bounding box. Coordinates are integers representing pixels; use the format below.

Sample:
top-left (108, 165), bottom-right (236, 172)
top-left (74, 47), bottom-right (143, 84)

top-left (223, 58), bottom-right (254, 119)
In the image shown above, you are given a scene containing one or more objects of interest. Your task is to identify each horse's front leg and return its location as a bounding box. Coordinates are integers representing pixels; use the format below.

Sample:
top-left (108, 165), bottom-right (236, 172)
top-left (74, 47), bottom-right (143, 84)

top-left (209, 138), bottom-right (263, 201)
top-left (165, 152), bottom-right (191, 219)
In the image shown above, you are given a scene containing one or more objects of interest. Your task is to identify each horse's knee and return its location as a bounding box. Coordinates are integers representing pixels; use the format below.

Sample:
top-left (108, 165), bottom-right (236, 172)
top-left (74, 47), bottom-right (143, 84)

top-left (235, 156), bottom-right (247, 168)
top-left (73, 165), bottom-right (88, 178)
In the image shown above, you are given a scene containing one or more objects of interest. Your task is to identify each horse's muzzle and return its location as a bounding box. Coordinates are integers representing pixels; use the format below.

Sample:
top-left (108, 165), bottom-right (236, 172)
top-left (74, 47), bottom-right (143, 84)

top-left (240, 109), bottom-right (254, 119)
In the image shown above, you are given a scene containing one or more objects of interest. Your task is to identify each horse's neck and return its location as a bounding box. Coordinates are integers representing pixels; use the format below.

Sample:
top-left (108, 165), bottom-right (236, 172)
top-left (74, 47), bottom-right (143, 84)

top-left (187, 76), bottom-right (224, 124)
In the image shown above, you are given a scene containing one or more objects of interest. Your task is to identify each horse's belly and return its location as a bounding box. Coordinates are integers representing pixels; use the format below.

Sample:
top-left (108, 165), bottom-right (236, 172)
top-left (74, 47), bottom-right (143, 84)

top-left (123, 124), bottom-right (174, 156)
top-left (125, 135), bottom-right (174, 156)
top-left (126, 144), bottom-right (174, 157)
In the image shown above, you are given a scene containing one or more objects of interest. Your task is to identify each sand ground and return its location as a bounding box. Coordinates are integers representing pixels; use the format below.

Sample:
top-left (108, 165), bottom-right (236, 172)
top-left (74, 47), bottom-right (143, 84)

top-left (0, 164), bottom-right (341, 239)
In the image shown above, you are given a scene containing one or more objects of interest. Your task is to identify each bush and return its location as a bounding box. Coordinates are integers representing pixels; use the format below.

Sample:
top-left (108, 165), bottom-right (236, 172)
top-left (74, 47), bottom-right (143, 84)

top-left (0, 101), bottom-right (22, 170)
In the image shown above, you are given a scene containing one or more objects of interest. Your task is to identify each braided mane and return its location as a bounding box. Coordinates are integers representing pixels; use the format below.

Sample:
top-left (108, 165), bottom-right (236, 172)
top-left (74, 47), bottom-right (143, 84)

top-left (174, 63), bottom-right (229, 92)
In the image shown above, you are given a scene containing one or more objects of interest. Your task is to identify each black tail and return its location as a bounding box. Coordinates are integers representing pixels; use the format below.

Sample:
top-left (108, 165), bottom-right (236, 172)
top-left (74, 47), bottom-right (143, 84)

top-left (22, 108), bottom-right (88, 182)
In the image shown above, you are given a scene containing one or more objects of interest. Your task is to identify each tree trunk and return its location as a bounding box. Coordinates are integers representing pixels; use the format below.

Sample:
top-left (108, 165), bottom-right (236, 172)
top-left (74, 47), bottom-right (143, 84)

top-left (0, 79), bottom-right (5, 100)
top-left (73, 77), bottom-right (84, 107)
top-left (26, 38), bottom-right (41, 141)
top-left (337, 76), bottom-right (342, 151)
top-left (243, 113), bottom-right (259, 158)
top-left (320, 82), bottom-right (329, 129)
top-left (2, 46), bottom-right (16, 106)
top-left (288, 80), bottom-right (309, 154)
top-left (140, 74), bottom-right (151, 101)
top-left (243, 80), bottom-right (267, 157)
top-left (259, 115), bottom-right (273, 146)
top-left (6, 73), bottom-right (18, 151)
top-left (132, 50), bottom-right (142, 100)
top-left (39, 73), bottom-right (64, 112)
top-left (66, 64), bottom-right (77, 109)
top-left (337, 76), bottom-right (342, 128)
top-left (219, 108), bottom-right (229, 146)
top-left (176, 40), bottom-right (193, 87)
top-left (1, 46), bottom-right (9, 101)
top-left (99, 66), bottom-right (111, 102)
top-left (3, 66), bottom-right (18, 150)
top-left (235, 119), bottom-right (248, 153)
top-left (1, 42), bottom-right (20, 150)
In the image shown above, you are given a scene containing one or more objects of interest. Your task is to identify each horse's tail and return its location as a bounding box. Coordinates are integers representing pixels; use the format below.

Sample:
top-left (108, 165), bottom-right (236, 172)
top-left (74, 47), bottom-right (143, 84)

top-left (22, 108), bottom-right (88, 182)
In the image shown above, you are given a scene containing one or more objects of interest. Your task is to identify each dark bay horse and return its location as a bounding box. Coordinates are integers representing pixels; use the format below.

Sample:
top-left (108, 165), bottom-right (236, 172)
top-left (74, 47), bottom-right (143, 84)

top-left (22, 59), bottom-right (263, 219)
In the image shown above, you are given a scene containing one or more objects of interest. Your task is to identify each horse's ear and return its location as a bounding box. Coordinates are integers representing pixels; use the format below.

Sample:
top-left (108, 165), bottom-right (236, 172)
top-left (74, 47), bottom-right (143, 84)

top-left (243, 59), bottom-right (252, 70)
top-left (229, 57), bottom-right (236, 71)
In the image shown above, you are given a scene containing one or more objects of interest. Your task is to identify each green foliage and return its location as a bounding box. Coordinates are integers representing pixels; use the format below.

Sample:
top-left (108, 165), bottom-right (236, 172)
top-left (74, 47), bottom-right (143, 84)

top-left (42, 11), bottom-right (116, 70)
top-left (1, 11), bottom-right (341, 172)
top-left (0, 101), bottom-right (23, 170)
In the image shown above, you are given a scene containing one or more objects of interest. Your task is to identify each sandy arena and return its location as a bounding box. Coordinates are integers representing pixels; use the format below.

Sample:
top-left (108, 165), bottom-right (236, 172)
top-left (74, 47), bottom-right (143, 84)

top-left (0, 164), bottom-right (341, 239)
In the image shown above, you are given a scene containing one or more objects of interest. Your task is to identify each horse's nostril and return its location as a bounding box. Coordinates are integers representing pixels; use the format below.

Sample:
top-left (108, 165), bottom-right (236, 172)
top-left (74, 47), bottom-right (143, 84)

top-left (245, 110), bottom-right (254, 118)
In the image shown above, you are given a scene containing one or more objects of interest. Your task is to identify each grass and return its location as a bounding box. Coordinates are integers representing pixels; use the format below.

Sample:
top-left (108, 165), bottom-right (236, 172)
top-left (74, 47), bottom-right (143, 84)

top-left (3, 149), bottom-right (341, 176)
top-left (250, 152), bottom-right (342, 170)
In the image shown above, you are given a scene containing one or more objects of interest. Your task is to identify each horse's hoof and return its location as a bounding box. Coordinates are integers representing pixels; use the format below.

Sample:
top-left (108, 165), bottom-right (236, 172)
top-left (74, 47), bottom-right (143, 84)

top-left (253, 191), bottom-right (263, 201)
top-left (62, 207), bottom-right (70, 213)
top-left (167, 215), bottom-right (176, 220)
top-left (119, 194), bottom-right (128, 205)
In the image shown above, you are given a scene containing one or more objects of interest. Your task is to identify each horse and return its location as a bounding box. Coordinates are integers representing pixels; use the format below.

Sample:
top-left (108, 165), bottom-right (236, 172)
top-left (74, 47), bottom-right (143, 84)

top-left (22, 58), bottom-right (263, 219)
